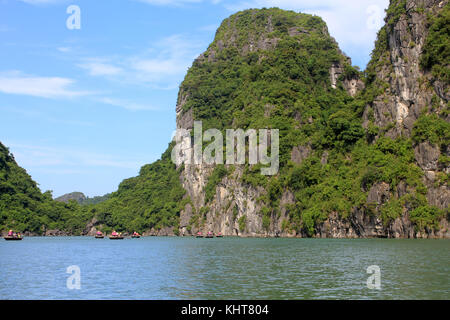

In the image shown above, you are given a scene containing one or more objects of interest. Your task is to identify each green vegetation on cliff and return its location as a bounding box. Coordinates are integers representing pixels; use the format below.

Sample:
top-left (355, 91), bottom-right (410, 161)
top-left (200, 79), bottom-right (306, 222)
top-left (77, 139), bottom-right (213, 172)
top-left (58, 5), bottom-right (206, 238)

top-left (181, 8), bottom-right (361, 173)
top-left (0, 141), bottom-right (186, 235)
top-left (412, 113), bottom-right (450, 147)
top-left (420, 2), bottom-right (450, 83)
top-left (90, 144), bottom-right (186, 234)
top-left (0, 142), bottom-right (91, 234)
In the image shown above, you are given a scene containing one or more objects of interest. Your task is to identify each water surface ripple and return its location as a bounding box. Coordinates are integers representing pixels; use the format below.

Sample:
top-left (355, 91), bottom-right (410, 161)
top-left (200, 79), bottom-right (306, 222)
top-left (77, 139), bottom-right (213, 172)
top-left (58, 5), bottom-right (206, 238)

top-left (0, 237), bottom-right (448, 299)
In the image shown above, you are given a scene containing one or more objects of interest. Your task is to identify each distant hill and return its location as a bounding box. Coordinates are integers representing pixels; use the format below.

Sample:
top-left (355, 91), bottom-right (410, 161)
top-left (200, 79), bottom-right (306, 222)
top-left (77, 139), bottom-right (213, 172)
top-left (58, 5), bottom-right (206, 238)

top-left (55, 192), bottom-right (111, 205)
top-left (55, 192), bottom-right (86, 203)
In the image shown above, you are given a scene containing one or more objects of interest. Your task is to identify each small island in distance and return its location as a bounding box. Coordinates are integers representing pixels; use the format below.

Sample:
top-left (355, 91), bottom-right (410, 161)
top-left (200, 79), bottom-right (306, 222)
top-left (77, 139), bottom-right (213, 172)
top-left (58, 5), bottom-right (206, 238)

top-left (55, 192), bottom-right (111, 206)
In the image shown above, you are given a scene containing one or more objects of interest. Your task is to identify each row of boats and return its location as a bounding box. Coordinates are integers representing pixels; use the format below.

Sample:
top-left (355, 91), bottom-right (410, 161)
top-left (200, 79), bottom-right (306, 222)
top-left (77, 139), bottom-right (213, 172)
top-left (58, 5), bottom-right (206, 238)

top-left (100, 231), bottom-right (225, 239)
top-left (94, 231), bottom-right (140, 240)
top-left (196, 231), bottom-right (223, 238)
top-left (4, 230), bottom-right (225, 240)
top-left (2, 230), bottom-right (141, 241)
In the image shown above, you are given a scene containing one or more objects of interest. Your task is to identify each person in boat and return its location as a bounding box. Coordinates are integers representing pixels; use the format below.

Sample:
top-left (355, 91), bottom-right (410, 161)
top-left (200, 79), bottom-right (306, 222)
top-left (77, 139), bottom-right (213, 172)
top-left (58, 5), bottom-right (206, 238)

top-left (111, 231), bottom-right (118, 236)
top-left (96, 231), bottom-right (102, 236)
top-left (8, 230), bottom-right (13, 236)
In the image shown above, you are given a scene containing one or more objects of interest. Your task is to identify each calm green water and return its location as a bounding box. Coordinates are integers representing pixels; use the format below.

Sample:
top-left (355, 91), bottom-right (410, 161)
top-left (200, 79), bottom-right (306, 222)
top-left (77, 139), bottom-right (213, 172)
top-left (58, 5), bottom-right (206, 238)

top-left (0, 237), bottom-right (448, 299)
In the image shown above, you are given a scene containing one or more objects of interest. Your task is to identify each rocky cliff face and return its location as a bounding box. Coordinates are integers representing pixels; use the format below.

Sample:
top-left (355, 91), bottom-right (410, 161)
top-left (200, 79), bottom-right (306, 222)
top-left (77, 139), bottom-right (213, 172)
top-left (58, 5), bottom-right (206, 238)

top-left (363, 0), bottom-right (448, 135)
top-left (174, 3), bottom-right (449, 238)
top-left (360, 0), bottom-right (449, 237)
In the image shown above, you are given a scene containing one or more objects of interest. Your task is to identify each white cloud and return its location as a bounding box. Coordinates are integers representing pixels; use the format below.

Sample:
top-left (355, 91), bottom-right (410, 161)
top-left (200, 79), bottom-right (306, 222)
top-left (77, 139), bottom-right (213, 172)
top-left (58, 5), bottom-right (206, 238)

top-left (67, 34), bottom-right (204, 109)
top-left (6, 142), bottom-right (144, 169)
top-left (57, 47), bottom-right (71, 53)
top-left (131, 58), bottom-right (184, 76)
top-left (77, 62), bottom-right (123, 76)
top-left (79, 34), bottom-right (206, 89)
top-left (0, 71), bottom-right (91, 98)
top-left (128, 34), bottom-right (205, 87)
top-left (98, 97), bottom-right (161, 111)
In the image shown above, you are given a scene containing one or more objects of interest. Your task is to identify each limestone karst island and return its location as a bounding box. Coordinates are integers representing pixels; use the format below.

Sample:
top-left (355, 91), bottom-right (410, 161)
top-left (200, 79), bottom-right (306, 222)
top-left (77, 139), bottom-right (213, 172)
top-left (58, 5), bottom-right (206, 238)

top-left (2, 2), bottom-right (448, 239)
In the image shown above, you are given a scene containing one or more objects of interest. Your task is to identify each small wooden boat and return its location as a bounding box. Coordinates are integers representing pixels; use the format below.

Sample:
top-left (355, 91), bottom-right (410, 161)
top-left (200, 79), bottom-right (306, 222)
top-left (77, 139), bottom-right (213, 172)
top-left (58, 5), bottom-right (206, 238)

top-left (216, 233), bottom-right (223, 238)
top-left (109, 231), bottom-right (123, 239)
top-left (95, 231), bottom-right (104, 238)
top-left (4, 236), bottom-right (23, 241)
top-left (205, 232), bottom-right (214, 238)
top-left (109, 236), bottom-right (124, 240)
top-left (109, 235), bottom-right (124, 240)
top-left (131, 235), bottom-right (140, 238)
top-left (196, 232), bottom-right (204, 238)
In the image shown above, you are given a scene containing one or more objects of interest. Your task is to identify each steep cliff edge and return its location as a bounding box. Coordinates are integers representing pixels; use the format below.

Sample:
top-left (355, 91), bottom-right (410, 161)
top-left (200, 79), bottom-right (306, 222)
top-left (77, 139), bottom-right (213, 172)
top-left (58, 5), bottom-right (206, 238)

top-left (174, 4), bottom-right (449, 238)
top-left (359, 0), bottom-right (450, 237)
top-left (363, 0), bottom-right (448, 135)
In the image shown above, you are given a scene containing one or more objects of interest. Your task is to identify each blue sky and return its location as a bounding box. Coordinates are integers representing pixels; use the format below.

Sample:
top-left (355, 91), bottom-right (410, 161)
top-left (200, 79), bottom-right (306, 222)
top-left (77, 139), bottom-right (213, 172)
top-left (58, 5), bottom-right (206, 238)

top-left (0, 0), bottom-right (389, 198)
